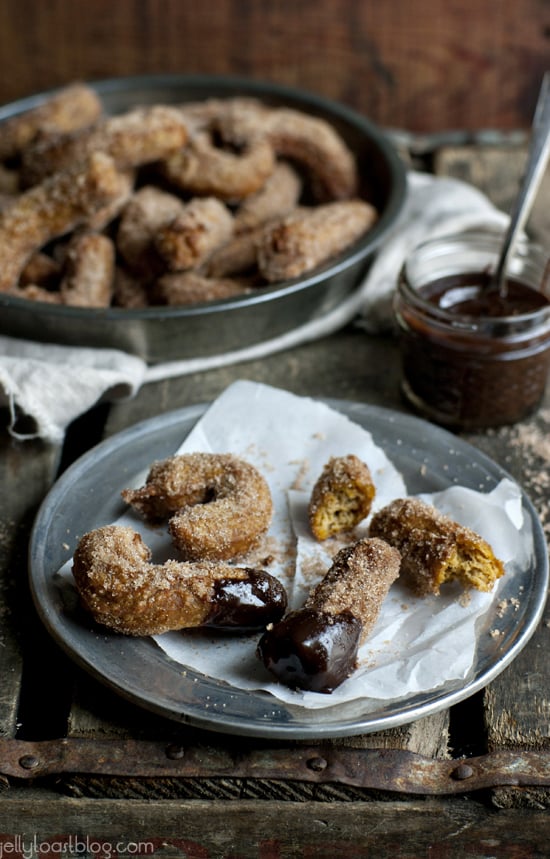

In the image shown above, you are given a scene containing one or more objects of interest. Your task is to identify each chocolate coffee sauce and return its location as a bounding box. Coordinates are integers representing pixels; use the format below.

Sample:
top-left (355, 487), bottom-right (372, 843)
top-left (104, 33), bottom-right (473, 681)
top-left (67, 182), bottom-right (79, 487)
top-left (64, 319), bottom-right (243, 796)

top-left (204, 569), bottom-right (287, 632)
top-left (257, 608), bottom-right (362, 693)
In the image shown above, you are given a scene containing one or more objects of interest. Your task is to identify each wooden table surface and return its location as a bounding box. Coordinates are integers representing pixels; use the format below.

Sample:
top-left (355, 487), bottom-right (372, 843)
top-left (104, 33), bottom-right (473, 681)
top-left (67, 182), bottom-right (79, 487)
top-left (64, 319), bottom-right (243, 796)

top-left (1, 136), bottom-right (550, 856)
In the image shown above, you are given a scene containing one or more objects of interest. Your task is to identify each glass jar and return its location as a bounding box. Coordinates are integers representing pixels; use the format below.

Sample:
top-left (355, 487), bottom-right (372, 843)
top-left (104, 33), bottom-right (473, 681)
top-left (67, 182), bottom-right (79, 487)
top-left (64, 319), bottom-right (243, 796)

top-left (394, 231), bottom-right (550, 429)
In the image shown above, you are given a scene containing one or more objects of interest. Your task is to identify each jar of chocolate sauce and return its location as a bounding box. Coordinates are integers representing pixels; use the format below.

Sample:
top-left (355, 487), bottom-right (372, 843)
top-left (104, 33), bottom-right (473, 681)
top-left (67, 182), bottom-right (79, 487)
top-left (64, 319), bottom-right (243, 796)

top-left (394, 232), bottom-right (550, 429)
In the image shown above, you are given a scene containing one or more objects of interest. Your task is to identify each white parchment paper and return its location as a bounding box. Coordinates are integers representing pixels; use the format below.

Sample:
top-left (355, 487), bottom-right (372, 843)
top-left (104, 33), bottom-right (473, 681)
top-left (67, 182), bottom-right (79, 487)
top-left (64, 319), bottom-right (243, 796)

top-left (62, 380), bottom-right (528, 710)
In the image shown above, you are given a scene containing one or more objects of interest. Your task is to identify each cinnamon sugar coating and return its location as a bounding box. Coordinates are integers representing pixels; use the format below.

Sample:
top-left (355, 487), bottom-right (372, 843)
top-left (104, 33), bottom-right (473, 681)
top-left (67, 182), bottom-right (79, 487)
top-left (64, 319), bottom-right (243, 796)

top-left (0, 82), bottom-right (102, 162)
top-left (72, 524), bottom-right (286, 636)
top-left (368, 497), bottom-right (505, 596)
top-left (308, 454), bottom-right (376, 540)
top-left (257, 200), bottom-right (377, 282)
top-left (305, 537), bottom-right (401, 643)
top-left (0, 151), bottom-right (128, 292)
top-left (122, 452), bottom-right (273, 561)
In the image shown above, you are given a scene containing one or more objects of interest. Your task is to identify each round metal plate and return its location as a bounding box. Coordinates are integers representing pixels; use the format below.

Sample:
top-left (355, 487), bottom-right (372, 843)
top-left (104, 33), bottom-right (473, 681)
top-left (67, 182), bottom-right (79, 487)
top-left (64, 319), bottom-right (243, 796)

top-left (29, 399), bottom-right (549, 738)
top-left (0, 75), bottom-right (406, 363)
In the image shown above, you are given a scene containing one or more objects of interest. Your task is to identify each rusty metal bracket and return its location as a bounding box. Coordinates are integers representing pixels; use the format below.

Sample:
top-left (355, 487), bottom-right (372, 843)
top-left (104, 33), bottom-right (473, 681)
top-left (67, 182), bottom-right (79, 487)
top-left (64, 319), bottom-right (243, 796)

top-left (2, 739), bottom-right (550, 794)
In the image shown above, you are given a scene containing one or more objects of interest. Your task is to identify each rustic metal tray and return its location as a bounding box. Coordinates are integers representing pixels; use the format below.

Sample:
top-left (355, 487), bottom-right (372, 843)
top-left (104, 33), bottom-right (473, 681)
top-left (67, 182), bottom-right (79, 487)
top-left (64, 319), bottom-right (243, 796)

top-left (0, 75), bottom-right (406, 363)
top-left (29, 399), bottom-right (549, 739)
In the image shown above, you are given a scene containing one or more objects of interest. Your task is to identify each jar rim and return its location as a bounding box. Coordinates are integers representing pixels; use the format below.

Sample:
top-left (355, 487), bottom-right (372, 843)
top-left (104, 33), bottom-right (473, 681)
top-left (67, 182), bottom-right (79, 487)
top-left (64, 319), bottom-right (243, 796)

top-left (399, 231), bottom-right (550, 329)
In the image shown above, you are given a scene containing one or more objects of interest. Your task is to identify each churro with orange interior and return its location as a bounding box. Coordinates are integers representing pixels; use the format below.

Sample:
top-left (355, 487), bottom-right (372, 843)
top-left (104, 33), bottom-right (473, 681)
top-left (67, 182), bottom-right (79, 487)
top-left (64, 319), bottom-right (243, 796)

top-left (368, 497), bottom-right (505, 596)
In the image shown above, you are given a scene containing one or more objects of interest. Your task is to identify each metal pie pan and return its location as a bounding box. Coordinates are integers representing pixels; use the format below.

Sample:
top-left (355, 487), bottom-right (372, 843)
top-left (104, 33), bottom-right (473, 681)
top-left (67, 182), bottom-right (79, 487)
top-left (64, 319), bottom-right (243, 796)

top-left (0, 74), bottom-right (406, 363)
top-left (29, 399), bottom-right (548, 739)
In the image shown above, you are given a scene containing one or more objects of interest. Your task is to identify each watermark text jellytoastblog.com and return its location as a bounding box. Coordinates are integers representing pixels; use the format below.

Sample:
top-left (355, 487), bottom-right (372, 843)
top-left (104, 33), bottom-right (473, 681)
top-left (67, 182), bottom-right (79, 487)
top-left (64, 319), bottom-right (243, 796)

top-left (0, 836), bottom-right (155, 859)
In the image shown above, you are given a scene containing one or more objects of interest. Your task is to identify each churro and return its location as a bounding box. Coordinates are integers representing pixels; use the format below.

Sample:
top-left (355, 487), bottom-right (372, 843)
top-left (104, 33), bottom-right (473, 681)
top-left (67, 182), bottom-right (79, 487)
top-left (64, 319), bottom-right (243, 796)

top-left (155, 196), bottom-right (234, 271)
top-left (0, 82), bottom-right (102, 162)
top-left (257, 199), bottom-right (377, 282)
top-left (72, 524), bottom-right (287, 636)
top-left (122, 452), bottom-right (273, 562)
top-left (368, 497), bottom-right (505, 595)
top-left (258, 537), bottom-right (401, 693)
top-left (0, 151), bottom-right (129, 292)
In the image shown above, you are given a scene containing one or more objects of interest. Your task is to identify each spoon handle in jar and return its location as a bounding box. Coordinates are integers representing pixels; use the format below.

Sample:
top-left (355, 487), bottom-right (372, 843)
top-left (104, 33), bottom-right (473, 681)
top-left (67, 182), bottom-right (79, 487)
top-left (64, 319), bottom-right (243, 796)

top-left (492, 72), bottom-right (550, 293)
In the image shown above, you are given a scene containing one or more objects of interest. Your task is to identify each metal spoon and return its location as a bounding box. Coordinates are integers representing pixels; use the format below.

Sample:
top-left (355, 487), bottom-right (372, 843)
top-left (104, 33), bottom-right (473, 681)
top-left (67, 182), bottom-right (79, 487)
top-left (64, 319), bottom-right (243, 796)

top-left (489, 71), bottom-right (550, 295)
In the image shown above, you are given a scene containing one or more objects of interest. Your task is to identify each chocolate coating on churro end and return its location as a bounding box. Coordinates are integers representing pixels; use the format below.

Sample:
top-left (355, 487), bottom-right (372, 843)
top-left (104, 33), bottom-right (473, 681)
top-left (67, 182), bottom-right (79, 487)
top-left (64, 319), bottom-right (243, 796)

top-left (204, 569), bottom-right (287, 631)
top-left (258, 609), bottom-right (362, 693)
top-left (121, 452), bottom-right (273, 561)
top-left (368, 497), bottom-right (505, 596)
top-left (258, 537), bottom-right (401, 693)
top-left (308, 454), bottom-right (376, 541)
top-left (72, 525), bottom-right (286, 636)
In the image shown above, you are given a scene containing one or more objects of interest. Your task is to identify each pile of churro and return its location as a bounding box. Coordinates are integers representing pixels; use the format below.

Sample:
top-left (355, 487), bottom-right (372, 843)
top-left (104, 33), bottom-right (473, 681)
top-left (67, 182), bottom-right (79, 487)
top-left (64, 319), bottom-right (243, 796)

top-left (0, 82), bottom-right (378, 309)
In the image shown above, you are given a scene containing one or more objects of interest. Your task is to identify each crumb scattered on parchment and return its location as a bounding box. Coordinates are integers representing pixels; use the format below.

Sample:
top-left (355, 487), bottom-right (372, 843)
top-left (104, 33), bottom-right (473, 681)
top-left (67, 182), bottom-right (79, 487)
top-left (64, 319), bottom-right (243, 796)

top-left (289, 457), bottom-right (310, 491)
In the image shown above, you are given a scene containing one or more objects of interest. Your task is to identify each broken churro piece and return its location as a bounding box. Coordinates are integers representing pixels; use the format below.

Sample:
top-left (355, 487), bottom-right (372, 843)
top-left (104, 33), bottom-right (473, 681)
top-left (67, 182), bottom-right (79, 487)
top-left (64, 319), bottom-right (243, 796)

top-left (368, 497), bottom-right (505, 596)
top-left (308, 455), bottom-right (376, 540)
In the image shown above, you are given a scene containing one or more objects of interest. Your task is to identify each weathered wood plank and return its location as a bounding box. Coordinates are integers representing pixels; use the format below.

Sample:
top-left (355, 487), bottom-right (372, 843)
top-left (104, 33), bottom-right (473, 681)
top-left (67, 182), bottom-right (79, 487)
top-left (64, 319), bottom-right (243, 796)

top-left (0, 797), bottom-right (548, 857)
top-left (0, 0), bottom-right (548, 133)
top-left (0, 431), bottom-right (61, 742)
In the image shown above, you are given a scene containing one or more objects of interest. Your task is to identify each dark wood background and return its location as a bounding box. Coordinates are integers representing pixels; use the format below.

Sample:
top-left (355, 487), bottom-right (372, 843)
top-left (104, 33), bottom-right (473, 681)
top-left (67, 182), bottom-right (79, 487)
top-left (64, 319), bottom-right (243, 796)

top-left (0, 0), bottom-right (549, 132)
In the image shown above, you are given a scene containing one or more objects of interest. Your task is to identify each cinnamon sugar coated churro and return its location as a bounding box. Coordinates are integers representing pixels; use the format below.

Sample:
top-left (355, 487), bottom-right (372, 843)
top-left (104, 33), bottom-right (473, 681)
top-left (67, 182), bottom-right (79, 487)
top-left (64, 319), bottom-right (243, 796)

top-left (0, 82), bottom-right (102, 162)
top-left (308, 454), bottom-right (376, 540)
top-left (0, 151), bottom-right (128, 293)
top-left (368, 497), bottom-right (505, 595)
top-left (121, 452), bottom-right (273, 561)
top-left (72, 525), bottom-right (287, 636)
top-left (257, 201), bottom-right (377, 282)
top-left (258, 537), bottom-right (401, 693)
top-left (0, 85), bottom-right (381, 307)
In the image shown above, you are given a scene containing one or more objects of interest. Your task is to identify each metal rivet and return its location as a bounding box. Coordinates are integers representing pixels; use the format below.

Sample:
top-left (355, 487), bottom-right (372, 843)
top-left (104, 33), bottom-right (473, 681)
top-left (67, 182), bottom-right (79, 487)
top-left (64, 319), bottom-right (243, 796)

top-left (451, 763), bottom-right (474, 780)
top-left (165, 744), bottom-right (185, 760)
top-left (307, 756), bottom-right (328, 772)
top-left (19, 755), bottom-right (40, 770)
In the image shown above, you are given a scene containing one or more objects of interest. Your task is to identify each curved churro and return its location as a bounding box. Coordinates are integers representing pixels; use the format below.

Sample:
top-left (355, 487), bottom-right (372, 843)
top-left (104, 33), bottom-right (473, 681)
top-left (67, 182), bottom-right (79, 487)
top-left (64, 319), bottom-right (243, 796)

top-left (155, 196), bottom-right (234, 271)
top-left (153, 271), bottom-right (250, 306)
top-left (160, 128), bottom-right (275, 202)
top-left (234, 161), bottom-right (302, 234)
top-left (257, 199), bottom-right (377, 282)
top-left (0, 151), bottom-right (128, 293)
top-left (122, 452), bottom-right (273, 561)
top-left (0, 82), bottom-right (102, 162)
top-left (21, 105), bottom-right (189, 186)
top-left (72, 524), bottom-right (287, 636)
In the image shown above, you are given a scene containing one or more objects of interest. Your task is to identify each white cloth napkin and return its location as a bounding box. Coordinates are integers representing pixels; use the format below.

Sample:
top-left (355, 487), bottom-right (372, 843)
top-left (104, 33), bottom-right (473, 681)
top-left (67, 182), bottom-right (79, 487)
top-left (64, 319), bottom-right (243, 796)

top-left (0, 172), bottom-right (509, 443)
